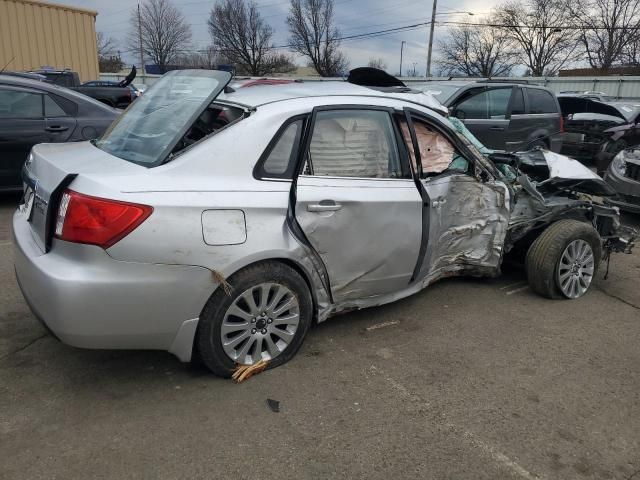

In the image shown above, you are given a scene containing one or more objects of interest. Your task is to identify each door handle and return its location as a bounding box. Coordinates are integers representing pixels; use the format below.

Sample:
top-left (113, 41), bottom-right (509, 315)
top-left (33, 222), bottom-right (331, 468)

top-left (307, 202), bottom-right (342, 212)
top-left (45, 125), bottom-right (69, 132)
top-left (489, 126), bottom-right (505, 131)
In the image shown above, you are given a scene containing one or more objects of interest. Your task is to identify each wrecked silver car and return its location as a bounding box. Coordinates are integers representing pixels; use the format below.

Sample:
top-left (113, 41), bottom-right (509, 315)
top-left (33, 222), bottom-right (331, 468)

top-left (13, 70), bottom-right (636, 376)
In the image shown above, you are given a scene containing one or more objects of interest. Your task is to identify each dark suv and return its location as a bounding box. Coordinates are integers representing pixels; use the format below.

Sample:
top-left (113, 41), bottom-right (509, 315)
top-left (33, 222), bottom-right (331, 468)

top-left (415, 81), bottom-right (563, 152)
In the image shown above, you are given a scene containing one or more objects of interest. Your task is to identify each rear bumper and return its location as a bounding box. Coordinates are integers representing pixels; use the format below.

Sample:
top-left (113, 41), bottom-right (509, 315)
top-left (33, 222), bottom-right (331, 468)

top-left (12, 210), bottom-right (214, 357)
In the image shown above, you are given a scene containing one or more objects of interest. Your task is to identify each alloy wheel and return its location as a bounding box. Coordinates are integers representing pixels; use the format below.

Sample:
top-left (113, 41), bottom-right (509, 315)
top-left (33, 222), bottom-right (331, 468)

top-left (220, 283), bottom-right (300, 365)
top-left (557, 239), bottom-right (595, 298)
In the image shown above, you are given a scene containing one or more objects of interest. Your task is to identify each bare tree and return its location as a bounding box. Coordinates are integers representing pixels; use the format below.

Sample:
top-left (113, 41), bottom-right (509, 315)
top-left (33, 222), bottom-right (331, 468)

top-left (568, 0), bottom-right (640, 69)
top-left (208, 0), bottom-right (286, 75)
top-left (175, 46), bottom-right (220, 69)
top-left (494, 0), bottom-right (580, 76)
top-left (96, 32), bottom-right (123, 73)
top-left (97, 32), bottom-right (116, 58)
top-left (269, 53), bottom-right (298, 74)
top-left (367, 58), bottom-right (387, 70)
top-left (437, 21), bottom-right (518, 77)
top-left (287, 0), bottom-right (348, 76)
top-left (623, 38), bottom-right (640, 64)
top-left (129, 0), bottom-right (192, 73)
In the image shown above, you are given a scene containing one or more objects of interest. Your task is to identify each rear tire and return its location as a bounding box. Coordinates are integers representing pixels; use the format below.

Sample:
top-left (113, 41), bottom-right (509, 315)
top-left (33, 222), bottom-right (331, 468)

top-left (196, 261), bottom-right (313, 377)
top-left (525, 220), bottom-right (601, 299)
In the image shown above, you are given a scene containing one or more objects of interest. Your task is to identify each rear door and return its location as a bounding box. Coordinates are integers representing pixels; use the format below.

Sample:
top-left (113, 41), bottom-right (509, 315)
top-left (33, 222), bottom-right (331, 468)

top-left (451, 87), bottom-right (513, 149)
top-left (0, 86), bottom-right (48, 189)
top-left (294, 107), bottom-right (423, 302)
top-left (523, 87), bottom-right (562, 151)
top-left (43, 93), bottom-right (77, 142)
top-left (401, 109), bottom-right (511, 283)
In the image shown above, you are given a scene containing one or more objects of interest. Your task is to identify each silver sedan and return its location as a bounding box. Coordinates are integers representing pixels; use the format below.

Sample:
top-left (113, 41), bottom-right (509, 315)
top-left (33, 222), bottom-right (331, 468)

top-left (13, 70), bottom-right (635, 376)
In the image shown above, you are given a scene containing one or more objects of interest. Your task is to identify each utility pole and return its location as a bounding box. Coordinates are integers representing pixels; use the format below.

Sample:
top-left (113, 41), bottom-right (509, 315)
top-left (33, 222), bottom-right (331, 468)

top-left (138, 3), bottom-right (145, 83)
top-left (400, 41), bottom-right (406, 77)
top-left (426, 0), bottom-right (437, 77)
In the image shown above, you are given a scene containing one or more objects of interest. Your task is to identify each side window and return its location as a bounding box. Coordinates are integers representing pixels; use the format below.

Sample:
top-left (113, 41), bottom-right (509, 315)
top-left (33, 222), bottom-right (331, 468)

top-left (307, 110), bottom-right (404, 178)
top-left (527, 89), bottom-right (558, 114)
top-left (455, 88), bottom-right (511, 119)
top-left (510, 88), bottom-right (525, 115)
top-left (260, 118), bottom-right (304, 178)
top-left (44, 95), bottom-right (68, 117)
top-left (400, 118), bottom-right (470, 177)
top-left (0, 89), bottom-right (43, 118)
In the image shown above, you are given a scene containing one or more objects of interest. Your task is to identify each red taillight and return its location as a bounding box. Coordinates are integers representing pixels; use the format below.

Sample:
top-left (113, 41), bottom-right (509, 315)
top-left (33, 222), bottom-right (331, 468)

top-left (560, 115), bottom-right (565, 134)
top-left (54, 190), bottom-right (152, 249)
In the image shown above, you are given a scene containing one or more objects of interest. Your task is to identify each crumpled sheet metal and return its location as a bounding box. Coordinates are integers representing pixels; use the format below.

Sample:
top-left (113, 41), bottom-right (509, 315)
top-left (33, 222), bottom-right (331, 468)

top-left (422, 177), bottom-right (510, 284)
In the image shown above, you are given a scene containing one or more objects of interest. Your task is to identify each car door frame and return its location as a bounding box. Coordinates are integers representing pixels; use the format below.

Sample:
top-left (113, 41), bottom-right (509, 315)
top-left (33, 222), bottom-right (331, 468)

top-left (401, 106), bottom-right (512, 285)
top-left (288, 104), bottom-right (424, 304)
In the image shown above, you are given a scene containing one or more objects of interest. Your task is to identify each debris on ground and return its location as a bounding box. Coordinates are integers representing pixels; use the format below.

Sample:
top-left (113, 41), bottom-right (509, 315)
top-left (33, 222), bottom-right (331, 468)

top-left (232, 360), bottom-right (268, 383)
top-left (266, 398), bottom-right (280, 412)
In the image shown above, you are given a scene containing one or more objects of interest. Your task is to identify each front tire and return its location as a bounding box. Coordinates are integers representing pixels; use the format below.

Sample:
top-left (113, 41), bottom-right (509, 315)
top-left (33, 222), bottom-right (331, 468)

top-left (525, 220), bottom-right (602, 299)
top-left (196, 261), bottom-right (313, 377)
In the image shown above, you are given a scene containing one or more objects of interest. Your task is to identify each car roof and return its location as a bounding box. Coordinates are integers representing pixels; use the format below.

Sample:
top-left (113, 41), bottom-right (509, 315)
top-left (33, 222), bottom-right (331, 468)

top-left (218, 80), bottom-right (446, 113)
top-left (0, 73), bottom-right (59, 90)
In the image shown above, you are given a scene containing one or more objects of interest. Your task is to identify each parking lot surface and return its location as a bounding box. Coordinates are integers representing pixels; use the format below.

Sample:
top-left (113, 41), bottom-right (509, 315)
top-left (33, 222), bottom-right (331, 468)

top-left (1, 193), bottom-right (639, 480)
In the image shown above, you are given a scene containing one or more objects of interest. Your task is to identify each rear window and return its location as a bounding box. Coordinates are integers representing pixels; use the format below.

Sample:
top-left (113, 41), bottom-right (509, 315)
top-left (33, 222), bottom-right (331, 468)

top-left (257, 117), bottom-right (306, 178)
top-left (93, 70), bottom-right (232, 166)
top-left (527, 88), bottom-right (558, 114)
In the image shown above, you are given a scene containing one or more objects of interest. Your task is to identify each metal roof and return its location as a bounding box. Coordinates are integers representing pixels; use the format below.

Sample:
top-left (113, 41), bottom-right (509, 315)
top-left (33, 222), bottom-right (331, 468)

top-left (218, 80), bottom-right (446, 114)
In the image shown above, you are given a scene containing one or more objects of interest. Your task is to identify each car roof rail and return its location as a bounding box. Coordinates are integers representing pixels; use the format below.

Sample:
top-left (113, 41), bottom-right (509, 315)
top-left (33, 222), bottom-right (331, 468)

top-left (476, 79), bottom-right (530, 84)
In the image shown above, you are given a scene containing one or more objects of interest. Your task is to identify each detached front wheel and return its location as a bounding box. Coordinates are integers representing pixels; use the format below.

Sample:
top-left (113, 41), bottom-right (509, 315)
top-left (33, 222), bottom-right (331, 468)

top-left (526, 220), bottom-right (602, 299)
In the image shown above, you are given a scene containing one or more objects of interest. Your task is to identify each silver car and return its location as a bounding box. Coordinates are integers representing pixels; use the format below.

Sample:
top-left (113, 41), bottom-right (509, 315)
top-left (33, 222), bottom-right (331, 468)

top-left (13, 70), bottom-right (635, 376)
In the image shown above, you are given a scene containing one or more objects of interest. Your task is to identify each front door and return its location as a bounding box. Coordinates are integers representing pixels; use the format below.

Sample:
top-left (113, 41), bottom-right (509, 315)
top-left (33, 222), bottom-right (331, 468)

top-left (401, 110), bottom-right (511, 284)
top-left (294, 107), bottom-right (423, 302)
top-left (452, 87), bottom-right (513, 150)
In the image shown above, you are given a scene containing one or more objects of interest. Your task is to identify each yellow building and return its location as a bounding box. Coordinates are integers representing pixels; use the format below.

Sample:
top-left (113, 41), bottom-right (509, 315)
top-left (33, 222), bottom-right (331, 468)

top-left (0, 0), bottom-right (98, 82)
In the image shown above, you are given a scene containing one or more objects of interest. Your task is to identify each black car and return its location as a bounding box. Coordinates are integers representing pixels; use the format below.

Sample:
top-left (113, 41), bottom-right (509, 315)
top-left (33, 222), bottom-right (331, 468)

top-left (0, 74), bottom-right (119, 191)
top-left (82, 80), bottom-right (143, 99)
top-left (29, 67), bottom-right (137, 108)
top-left (558, 96), bottom-right (640, 174)
top-left (415, 81), bottom-right (564, 152)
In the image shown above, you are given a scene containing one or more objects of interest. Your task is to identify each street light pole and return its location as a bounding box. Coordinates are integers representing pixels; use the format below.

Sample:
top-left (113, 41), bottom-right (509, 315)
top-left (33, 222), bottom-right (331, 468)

top-left (138, 3), bottom-right (145, 83)
top-left (426, 0), bottom-right (438, 77)
top-left (400, 41), bottom-right (406, 77)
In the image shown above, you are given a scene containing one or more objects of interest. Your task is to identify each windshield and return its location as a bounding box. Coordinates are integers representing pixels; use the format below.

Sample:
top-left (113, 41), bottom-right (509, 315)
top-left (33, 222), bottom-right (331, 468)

top-left (94, 70), bottom-right (231, 166)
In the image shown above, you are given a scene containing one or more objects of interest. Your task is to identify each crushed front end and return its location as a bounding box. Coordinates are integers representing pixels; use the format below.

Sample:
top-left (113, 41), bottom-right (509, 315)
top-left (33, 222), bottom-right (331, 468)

top-left (490, 149), bottom-right (637, 260)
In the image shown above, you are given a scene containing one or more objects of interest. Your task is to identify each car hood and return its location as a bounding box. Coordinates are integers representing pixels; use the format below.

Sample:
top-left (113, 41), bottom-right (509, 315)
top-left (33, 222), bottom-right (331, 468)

top-left (514, 149), bottom-right (616, 196)
top-left (558, 96), bottom-right (628, 122)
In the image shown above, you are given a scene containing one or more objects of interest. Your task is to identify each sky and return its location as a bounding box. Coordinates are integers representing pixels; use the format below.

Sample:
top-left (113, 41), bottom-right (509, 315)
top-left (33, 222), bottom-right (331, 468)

top-left (61, 0), bottom-right (496, 75)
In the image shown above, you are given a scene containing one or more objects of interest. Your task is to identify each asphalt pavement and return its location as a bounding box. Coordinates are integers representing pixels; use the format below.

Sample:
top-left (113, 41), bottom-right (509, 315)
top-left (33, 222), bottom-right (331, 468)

top-left (1, 193), bottom-right (639, 480)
